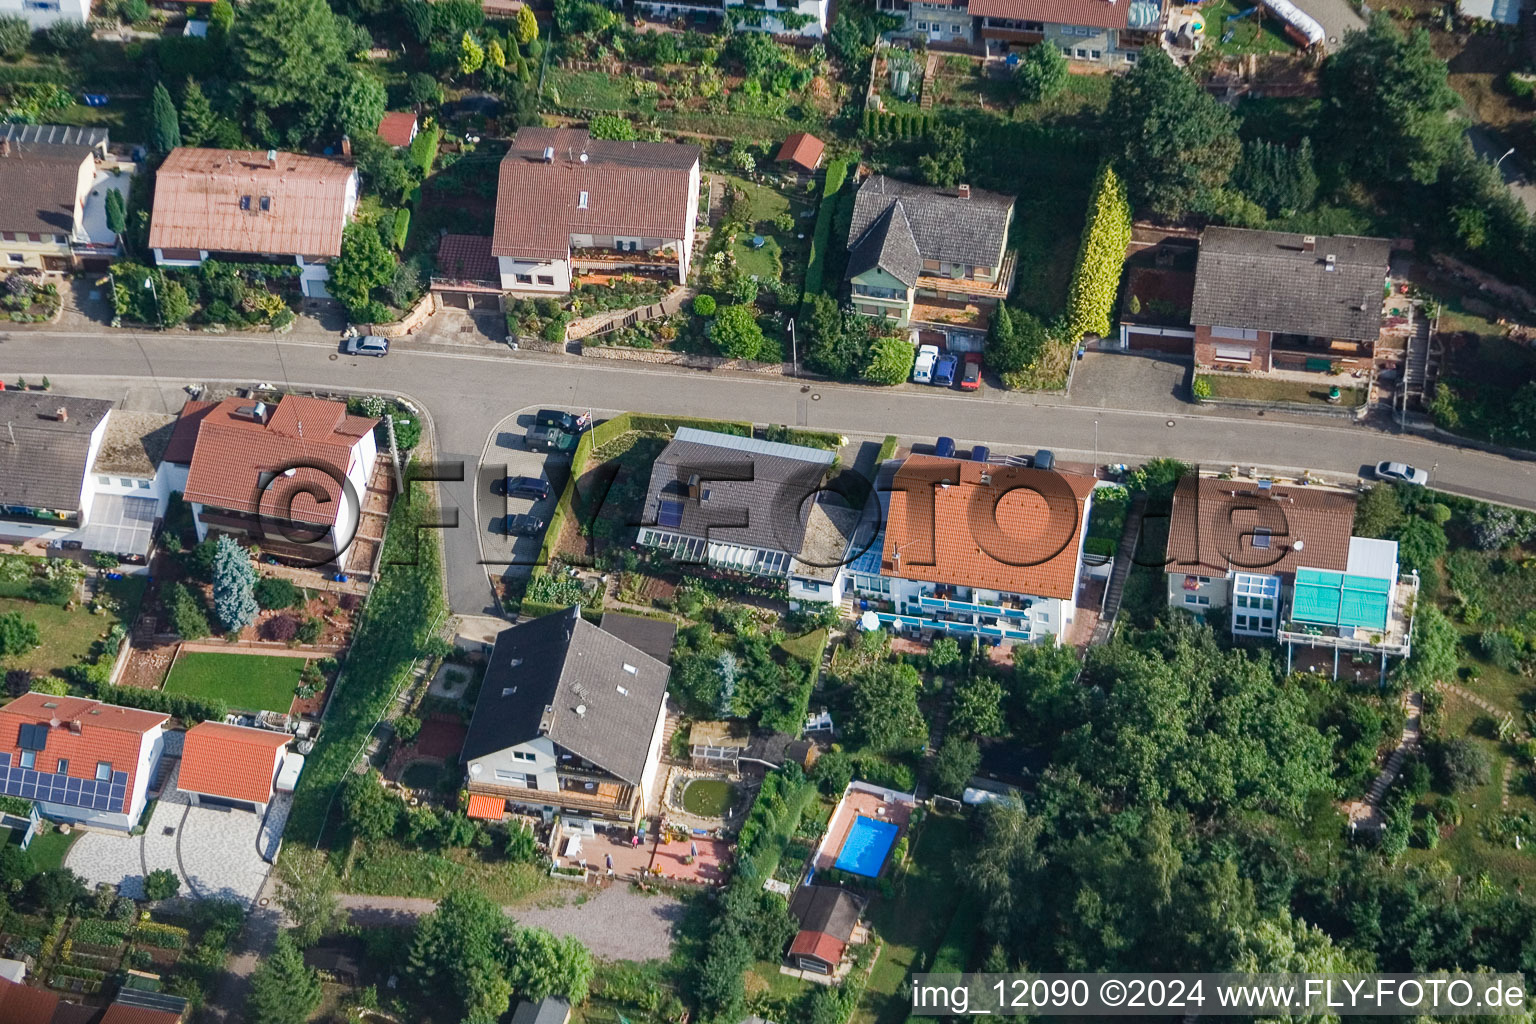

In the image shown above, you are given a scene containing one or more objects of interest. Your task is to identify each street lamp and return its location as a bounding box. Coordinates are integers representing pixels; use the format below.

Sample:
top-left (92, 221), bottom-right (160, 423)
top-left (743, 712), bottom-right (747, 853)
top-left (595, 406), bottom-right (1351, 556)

top-left (1093, 419), bottom-right (1099, 476)
top-left (1494, 146), bottom-right (1516, 173)
top-left (143, 275), bottom-right (163, 330)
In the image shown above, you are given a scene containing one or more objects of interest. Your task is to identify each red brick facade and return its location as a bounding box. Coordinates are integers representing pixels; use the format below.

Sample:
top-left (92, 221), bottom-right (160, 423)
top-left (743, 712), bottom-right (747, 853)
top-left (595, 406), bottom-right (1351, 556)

top-left (1193, 325), bottom-right (1273, 372)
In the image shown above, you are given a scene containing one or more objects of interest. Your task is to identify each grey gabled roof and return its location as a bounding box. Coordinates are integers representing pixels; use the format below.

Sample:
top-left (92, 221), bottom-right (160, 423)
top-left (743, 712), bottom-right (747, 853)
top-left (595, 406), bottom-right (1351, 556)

top-left (641, 429), bottom-right (835, 557)
top-left (846, 199), bottom-right (922, 287)
top-left (0, 123), bottom-right (108, 151)
top-left (0, 392), bottom-right (113, 512)
top-left (511, 997), bottom-right (572, 1024)
top-left (790, 885), bottom-right (865, 941)
top-left (598, 612), bottom-right (677, 665)
top-left (845, 175), bottom-right (1014, 279)
top-left (463, 608), bottom-right (670, 785)
top-left (1190, 227), bottom-right (1392, 342)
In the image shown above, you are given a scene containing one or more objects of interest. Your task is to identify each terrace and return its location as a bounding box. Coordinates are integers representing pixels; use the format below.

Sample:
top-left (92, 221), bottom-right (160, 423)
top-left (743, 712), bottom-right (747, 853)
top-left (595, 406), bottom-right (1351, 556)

top-left (571, 247), bottom-right (680, 270)
top-left (909, 295), bottom-right (991, 331)
top-left (813, 781), bottom-right (915, 877)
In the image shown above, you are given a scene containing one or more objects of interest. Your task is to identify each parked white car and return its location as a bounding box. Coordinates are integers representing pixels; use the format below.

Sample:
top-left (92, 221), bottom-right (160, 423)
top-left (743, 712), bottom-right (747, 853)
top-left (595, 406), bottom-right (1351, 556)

top-left (1375, 461), bottom-right (1429, 486)
top-left (913, 344), bottom-right (939, 384)
top-left (344, 334), bottom-right (389, 357)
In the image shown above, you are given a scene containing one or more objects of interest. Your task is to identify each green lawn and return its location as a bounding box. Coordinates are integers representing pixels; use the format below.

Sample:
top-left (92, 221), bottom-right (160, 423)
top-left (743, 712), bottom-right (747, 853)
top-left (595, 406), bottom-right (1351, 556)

top-left (1202, 0), bottom-right (1297, 55)
top-left (344, 838), bottom-right (551, 904)
top-left (24, 829), bottom-right (80, 874)
top-left (546, 69), bottom-right (658, 114)
top-left (777, 628), bottom-right (828, 666)
top-left (719, 173), bottom-right (813, 293)
top-left (854, 813), bottom-right (967, 1024)
top-left (0, 574), bottom-right (145, 679)
top-left (1204, 374), bottom-right (1367, 407)
top-left (163, 651), bottom-right (307, 713)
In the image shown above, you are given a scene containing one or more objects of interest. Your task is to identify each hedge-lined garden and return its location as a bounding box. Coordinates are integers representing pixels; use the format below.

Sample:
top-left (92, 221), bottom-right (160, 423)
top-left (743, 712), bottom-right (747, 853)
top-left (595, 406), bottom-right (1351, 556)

top-left (1065, 163), bottom-right (1132, 344)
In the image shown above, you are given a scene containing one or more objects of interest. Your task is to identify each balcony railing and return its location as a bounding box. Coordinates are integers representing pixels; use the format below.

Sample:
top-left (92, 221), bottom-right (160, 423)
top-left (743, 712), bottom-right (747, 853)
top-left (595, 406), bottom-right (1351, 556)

top-left (571, 247), bottom-right (679, 268)
top-left (470, 779), bottom-right (636, 815)
top-left (430, 275), bottom-right (501, 293)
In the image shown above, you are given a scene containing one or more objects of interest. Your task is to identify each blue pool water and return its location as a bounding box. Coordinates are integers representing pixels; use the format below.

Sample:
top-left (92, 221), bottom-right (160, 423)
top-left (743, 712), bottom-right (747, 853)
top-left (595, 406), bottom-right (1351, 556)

top-left (834, 815), bottom-right (900, 877)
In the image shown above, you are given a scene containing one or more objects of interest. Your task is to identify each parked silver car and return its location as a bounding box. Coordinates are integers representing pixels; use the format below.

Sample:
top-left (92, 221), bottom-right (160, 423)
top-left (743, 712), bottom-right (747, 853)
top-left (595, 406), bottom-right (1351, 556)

top-left (1375, 461), bottom-right (1429, 486)
top-left (344, 334), bottom-right (389, 357)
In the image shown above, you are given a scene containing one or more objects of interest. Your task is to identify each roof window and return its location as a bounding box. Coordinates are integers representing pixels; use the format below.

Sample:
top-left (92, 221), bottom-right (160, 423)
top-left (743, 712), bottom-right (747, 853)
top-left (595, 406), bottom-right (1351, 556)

top-left (578, 190), bottom-right (588, 210)
top-left (239, 195), bottom-right (251, 211)
top-left (259, 196), bottom-right (271, 211)
top-left (622, 663), bottom-right (637, 675)
top-left (1252, 527), bottom-right (1271, 549)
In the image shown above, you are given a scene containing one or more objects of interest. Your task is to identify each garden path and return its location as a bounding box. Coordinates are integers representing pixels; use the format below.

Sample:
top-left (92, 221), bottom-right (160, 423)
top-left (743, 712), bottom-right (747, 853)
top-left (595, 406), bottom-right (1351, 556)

top-left (1342, 690), bottom-right (1423, 833)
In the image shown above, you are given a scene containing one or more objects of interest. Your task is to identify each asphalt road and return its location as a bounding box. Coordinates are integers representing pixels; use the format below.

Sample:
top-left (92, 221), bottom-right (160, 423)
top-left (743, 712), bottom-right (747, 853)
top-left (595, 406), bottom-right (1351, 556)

top-left (3, 329), bottom-right (1532, 615)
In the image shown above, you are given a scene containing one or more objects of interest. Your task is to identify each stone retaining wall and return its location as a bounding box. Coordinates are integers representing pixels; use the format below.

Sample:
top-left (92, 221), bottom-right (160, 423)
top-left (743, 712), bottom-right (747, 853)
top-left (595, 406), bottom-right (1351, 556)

top-left (357, 292), bottom-right (439, 339)
top-left (1197, 395), bottom-right (1369, 421)
top-left (580, 344), bottom-right (792, 375)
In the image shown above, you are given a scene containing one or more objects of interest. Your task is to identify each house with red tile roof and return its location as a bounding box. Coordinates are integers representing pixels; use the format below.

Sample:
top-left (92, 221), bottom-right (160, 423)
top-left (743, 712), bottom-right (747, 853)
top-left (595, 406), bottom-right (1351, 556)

top-left (177, 721), bottom-right (291, 814)
top-left (376, 111), bottom-right (419, 149)
top-left (0, 975), bottom-right (186, 1024)
top-left (174, 394), bottom-right (378, 567)
top-left (847, 455), bottom-right (1098, 645)
top-left (492, 127), bottom-right (700, 294)
top-left (775, 132), bottom-right (824, 173)
top-left (874, 0), bottom-right (1163, 64)
top-left (0, 693), bottom-right (169, 831)
top-left (148, 147), bottom-right (360, 299)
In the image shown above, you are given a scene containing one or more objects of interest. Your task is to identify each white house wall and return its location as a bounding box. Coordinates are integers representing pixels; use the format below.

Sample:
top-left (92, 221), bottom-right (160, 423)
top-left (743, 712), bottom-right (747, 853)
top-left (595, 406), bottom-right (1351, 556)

top-left (469, 735), bottom-right (560, 794)
top-left (0, 0), bottom-right (92, 29)
top-left (499, 255), bottom-right (572, 292)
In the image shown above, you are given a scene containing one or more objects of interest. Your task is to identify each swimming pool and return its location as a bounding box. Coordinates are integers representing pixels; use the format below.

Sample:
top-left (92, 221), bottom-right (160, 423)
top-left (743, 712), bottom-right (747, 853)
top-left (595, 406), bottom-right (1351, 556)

top-left (834, 815), bottom-right (900, 877)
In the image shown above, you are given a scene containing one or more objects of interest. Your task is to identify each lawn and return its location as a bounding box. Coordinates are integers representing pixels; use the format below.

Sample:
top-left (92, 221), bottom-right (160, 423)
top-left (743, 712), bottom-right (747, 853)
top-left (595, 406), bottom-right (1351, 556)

top-left (24, 828), bottom-right (80, 874)
top-left (1203, 374), bottom-right (1367, 407)
top-left (853, 813), bottom-right (967, 1024)
top-left (719, 173), bottom-right (813, 295)
top-left (546, 69), bottom-right (659, 115)
top-left (1202, 0), bottom-right (1297, 55)
top-left (0, 574), bottom-right (145, 679)
top-left (344, 838), bottom-right (551, 904)
top-left (163, 651), bottom-right (308, 713)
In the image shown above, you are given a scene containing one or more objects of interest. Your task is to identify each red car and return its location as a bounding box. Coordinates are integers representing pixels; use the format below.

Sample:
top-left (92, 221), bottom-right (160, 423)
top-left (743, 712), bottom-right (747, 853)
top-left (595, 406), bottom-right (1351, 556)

top-left (959, 353), bottom-right (982, 391)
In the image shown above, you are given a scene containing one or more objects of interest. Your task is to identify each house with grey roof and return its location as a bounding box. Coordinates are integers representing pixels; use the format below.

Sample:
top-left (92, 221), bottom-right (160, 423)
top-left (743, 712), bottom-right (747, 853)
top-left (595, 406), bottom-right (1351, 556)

top-left (0, 125), bottom-right (103, 271)
top-left (636, 428), bottom-right (860, 604)
top-left (0, 392), bottom-right (114, 545)
top-left (461, 607), bottom-right (671, 825)
top-left (844, 175), bottom-right (1016, 339)
top-left (1190, 227), bottom-right (1391, 375)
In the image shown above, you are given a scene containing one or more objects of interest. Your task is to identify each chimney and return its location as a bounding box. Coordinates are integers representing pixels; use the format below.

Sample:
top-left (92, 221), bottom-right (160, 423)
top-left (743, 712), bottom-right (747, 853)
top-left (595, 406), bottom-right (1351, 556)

top-left (1302, 235), bottom-right (1316, 253)
top-left (1325, 254), bottom-right (1336, 271)
top-left (69, 720), bottom-right (82, 735)
top-left (266, 149), bottom-right (277, 169)
top-left (687, 473), bottom-right (701, 500)
top-left (54, 406), bottom-right (67, 422)
top-left (341, 135), bottom-right (352, 158)
top-left (957, 184), bottom-right (971, 200)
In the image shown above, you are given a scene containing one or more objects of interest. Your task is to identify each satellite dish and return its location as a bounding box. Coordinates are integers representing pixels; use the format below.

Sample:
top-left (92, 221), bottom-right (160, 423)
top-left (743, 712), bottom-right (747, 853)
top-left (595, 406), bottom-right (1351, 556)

top-left (576, 704), bottom-right (588, 716)
top-left (1293, 540), bottom-right (1304, 551)
top-left (469, 762), bottom-right (482, 775)
top-left (860, 610), bottom-right (880, 631)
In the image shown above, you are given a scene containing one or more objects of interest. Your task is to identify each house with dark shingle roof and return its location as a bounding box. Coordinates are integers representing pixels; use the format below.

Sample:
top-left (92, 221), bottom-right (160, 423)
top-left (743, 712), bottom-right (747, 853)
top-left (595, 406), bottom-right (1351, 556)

top-left (492, 127), bottom-right (700, 294)
top-left (636, 428), bottom-right (862, 604)
top-left (0, 127), bottom-right (99, 271)
top-left (149, 147), bottom-right (359, 299)
top-left (176, 394), bottom-right (378, 568)
top-left (0, 391), bottom-right (114, 544)
top-left (787, 885), bottom-right (865, 974)
top-left (844, 175), bottom-right (1015, 337)
top-left (462, 607), bottom-right (671, 824)
top-left (1190, 227), bottom-right (1391, 374)
top-left (848, 455), bottom-right (1097, 645)
top-left (510, 997), bottom-right (572, 1024)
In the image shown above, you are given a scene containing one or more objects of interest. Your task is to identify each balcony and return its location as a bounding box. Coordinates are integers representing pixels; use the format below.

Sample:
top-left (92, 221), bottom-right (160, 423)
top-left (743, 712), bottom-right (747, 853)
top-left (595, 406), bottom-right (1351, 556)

top-left (469, 777), bottom-right (636, 816)
top-left (914, 250), bottom-right (1016, 301)
top-left (571, 247), bottom-right (679, 270)
top-left (918, 594), bottom-right (1030, 619)
top-left (430, 275), bottom-right (501, 295)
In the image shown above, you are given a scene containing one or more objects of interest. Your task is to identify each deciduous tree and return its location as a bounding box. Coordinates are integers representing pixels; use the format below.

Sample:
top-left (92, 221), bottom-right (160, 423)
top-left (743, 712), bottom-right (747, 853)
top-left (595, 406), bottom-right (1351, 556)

top-left (274, 848), bottom-right (341, 947)
top-left (407, 888), bottom-right (511, 1022)
top-left (863, 334), bottom-right (914, 385)
top-left (932, 735), bottom-right (981, 796)
top-left (709, 304), bottom-right (764, 360)
top-left (846, 661), bottom-right (927, 753)
top-left (1015, 40), bottom-right (1068, 103)
top-left (0, 611), bottom-right (40, 658)
top-left (342, 769), bottom-right (400, 841)
top-left (504, 927), bottom-right (595, 1003)
top-left (330, 221), bottom-right (396, 316)
top-left (0, 15), bottom-right (29, 58)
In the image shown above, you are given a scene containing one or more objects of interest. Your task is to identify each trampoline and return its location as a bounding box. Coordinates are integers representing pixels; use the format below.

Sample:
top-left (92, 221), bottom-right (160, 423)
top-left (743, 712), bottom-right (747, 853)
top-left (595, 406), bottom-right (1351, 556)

top-left (834, 815), bottom-right (900, 877)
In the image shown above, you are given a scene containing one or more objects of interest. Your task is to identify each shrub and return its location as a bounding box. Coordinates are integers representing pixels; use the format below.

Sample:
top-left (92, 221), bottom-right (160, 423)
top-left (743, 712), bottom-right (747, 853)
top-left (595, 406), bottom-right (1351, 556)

top-left (1193, 375), bottom-right (1212, 399)
top-left (143, 868), bottom-right (181, 902)
top-left (863, 335), bottom-right (915, 385)
top-left (692, 293), bottom-right (717, 317)
top-left (1430, 737), bottom-right (1490, 793)
top-left (1506, 72), bottom-right (1535, 102)
top-left (263, 614), bottom-right (300, 642)
top-left (161, 582), bottom-right (211, 640)
top-left (255, 576), bottom-right (303, 610)
top-left (1064, 163), bottom-right (1132, 343)
top-left (297, 617), bottom-right (323, 644)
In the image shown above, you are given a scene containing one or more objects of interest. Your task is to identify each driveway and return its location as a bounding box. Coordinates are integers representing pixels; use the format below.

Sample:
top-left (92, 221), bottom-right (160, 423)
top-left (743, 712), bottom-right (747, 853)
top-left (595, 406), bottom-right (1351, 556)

top-left (339, 883), bottom-right (686, 962)
top-left (1297, 0), bottom-right (1365, 49)
top-left (1070, 349), bottom-right (1192, 415)
top-left (477, 413), bottom-right (572, 589)
top-left (65, 762), bottom-right (285, 906)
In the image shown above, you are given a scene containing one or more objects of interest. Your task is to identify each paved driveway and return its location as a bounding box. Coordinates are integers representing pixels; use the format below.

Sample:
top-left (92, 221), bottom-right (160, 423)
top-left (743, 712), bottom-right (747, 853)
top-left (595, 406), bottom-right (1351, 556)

top-left (66, 762), bottom-right (284, 906)
top-left (1070, 349), bottom-right (1192, 415)
top-left (478, 415), bottom-right (571, 584)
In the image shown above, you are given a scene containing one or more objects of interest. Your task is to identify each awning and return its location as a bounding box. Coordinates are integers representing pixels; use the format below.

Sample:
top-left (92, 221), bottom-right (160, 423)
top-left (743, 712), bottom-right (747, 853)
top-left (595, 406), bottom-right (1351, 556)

top-left (465, 793), bottom-right (507, 820)
top-left (70, 493), bottom-right (158, 556)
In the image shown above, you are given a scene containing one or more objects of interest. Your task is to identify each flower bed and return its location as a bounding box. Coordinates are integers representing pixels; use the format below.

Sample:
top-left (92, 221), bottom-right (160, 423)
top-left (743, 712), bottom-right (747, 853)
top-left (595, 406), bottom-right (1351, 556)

top-left (1, 272), bottom-right (62, 323)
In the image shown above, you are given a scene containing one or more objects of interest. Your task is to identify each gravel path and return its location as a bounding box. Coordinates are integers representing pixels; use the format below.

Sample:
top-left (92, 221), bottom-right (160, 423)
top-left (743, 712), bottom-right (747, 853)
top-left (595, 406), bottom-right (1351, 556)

top-left (339, 883), bottom-right (686, 962)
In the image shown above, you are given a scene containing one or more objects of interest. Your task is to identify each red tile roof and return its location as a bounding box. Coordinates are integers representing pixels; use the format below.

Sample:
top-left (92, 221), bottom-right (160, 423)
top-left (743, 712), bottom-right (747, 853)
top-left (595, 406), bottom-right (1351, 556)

top-left (437, 234), bottom-right (498, 282)
top-left (0, 693), bottom-right (167, 815)
top-left (178, 721), bottom-right (290, 805)
top-left (1164, 476), bottom-right (1356, 579)
top-left (99, 1004), bottom-right (185, 1024)
top-left (148, 148), bottom-right (356, 260)
top-left (788, 930), bottom-right (845, 967)
top-left (376, 111), bottom-right (418, 148)
top-left (969, 0), bottom-right (1129, 29)
top-left (0, 975), bottom-right (62, 1024)
top-left (163, 399), bottom-right (216, 465)
top-left (775, 132), bottom-right (825, 171)
top-left (493, 128), bottom-right (699, 261)
top-left (882, 456), bottom-right (1097, 600)
top-left (182, 395), bottom-right (376, 527)
top-left (466, 792), bottom-right (507, 820)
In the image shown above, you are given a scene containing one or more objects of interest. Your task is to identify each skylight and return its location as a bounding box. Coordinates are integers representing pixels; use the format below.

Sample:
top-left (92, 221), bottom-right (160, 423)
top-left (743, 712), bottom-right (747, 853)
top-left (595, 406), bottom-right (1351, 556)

top-left (578, 190), bottom-right (588, 209)
top-left (1252, 527), bottom-right (1271, 549)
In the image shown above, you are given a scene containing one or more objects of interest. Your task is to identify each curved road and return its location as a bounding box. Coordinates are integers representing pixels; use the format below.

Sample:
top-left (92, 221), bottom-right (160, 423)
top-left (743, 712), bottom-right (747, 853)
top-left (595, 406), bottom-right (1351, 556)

top-left (2, 328), bottom-right (1531, 615)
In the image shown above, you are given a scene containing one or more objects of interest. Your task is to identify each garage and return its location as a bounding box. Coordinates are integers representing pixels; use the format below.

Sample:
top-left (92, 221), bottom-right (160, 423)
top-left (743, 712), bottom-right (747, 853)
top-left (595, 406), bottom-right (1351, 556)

top-left (1122, 328), bottom-right (1194, 354)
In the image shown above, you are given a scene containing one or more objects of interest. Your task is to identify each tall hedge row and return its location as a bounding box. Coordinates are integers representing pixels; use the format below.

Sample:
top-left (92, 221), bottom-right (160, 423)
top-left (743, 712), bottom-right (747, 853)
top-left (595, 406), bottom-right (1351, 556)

top-left (800, 157), bottom-right (850, 305)
top-left (1064, 163), bottom-right (1132, 343)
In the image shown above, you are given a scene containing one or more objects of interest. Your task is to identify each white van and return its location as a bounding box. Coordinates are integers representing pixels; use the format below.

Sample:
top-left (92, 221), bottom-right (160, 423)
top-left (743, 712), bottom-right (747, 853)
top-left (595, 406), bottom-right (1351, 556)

top-left (912, 344), bottom-right (939, 384)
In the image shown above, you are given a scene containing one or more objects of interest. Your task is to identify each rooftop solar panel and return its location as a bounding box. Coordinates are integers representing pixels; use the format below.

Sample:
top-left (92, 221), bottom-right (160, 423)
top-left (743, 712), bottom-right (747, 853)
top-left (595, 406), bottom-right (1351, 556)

top-left (657, 500), bottom-right (684, 529)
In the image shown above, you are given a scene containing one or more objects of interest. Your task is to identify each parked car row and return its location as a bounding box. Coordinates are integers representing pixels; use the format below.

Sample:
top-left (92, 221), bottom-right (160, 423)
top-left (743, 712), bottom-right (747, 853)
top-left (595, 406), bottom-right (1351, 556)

top-left (934, 437), bottom-right (1054, 468)
top-left (912, 345), bottom-right (982, 391)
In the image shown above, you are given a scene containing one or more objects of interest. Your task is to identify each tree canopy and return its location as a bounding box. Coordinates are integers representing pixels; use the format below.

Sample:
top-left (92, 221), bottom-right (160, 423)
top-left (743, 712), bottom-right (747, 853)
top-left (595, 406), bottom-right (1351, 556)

top-left (232, 0), bottom-right (364, 146)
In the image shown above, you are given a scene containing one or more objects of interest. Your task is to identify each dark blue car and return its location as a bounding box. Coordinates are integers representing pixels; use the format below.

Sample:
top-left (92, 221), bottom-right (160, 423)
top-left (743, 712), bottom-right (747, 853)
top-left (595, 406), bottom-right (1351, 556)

top-left (933, 353), bottom-right (958, 387)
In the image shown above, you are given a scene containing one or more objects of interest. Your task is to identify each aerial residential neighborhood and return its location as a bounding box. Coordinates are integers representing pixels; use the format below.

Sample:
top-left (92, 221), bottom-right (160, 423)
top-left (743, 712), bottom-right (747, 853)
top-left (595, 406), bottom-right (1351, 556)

top-left (0, 0), bottom-right (1535, 1018)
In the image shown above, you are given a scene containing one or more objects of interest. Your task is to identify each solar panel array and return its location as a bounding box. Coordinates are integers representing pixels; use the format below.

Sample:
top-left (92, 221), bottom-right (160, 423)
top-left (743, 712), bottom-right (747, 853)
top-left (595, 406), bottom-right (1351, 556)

top-left (657, 500), bottom-right (684, 529)
top-left (0, 753), bottom-right (127, 812)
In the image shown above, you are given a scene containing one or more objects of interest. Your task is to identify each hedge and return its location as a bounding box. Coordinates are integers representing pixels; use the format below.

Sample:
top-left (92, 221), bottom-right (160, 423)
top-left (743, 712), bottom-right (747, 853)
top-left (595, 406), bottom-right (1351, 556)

top-left (409, 125), bottom-right (441, 178)
top-left (735, 766), bottom-right (817, 885)
top-left (93, 682), bottom-right (226, 724)
top-left (1064, 163), bottom-right (1132, 343)
top-left (876, 434), bottom-right (899, 464)
top-left (391, 208), bottom-right (411, 251)
top-left (285, 477), bottom-right (445, 846)
top-left (800, 157), bottom-right (850, 306)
